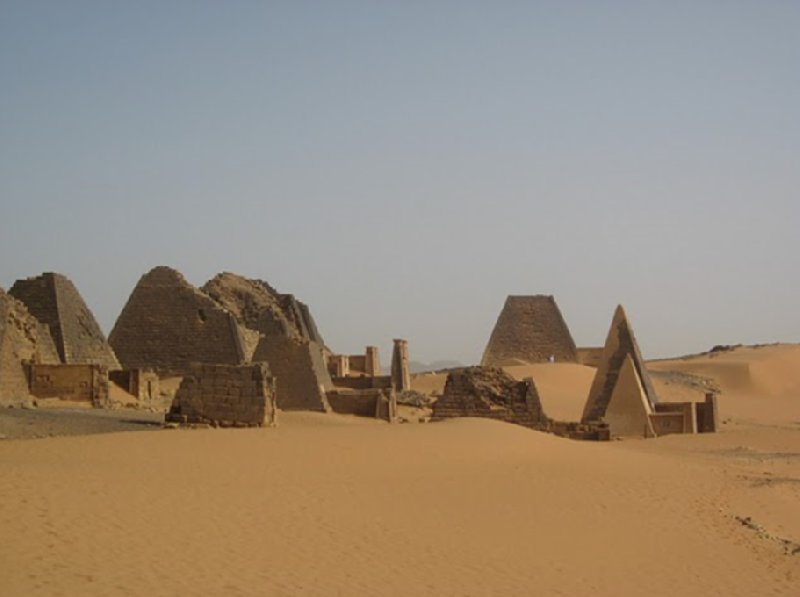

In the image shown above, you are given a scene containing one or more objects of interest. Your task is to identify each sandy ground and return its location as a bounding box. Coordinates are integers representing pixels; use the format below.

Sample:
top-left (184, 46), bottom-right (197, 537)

top-left (1, 345), bottom-right (798, 596)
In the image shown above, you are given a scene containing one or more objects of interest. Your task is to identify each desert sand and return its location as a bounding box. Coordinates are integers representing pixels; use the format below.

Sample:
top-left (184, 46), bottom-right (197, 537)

top-left (1, 345), bottom-right (798, 596)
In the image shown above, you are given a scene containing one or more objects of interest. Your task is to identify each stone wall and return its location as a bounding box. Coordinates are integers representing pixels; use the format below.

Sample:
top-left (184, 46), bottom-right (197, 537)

top-left (391, 339), bottom-right (411, 391)
top-left (327, 388), bottom-right (396, 422)
top-left (251, 336), bottom-right (331, 411)
top-left (481, 295), bottom-right (578, 367)
top-left (652, 402), bottom-right (697, 435)
top-left (696, 393), bottom-right (719, 433)
top-left (166, 363), bottom-right (277, 427)
top-left (431, 366), bottom-right (550, 431)
top-left (108, 368), bottom-right (160, 404)
top-left (28, 363), bottom-right (109, 405)
top-left (109, 267), bottom-right (247, 374)
top-left (9, 272), bottom-right (120, 369)
top-left (576, 347), bottom-right (604, 368)
top-left (330, 375), bottom-right (393, 391)
top-left (0, 289), bottom-right (60, 406)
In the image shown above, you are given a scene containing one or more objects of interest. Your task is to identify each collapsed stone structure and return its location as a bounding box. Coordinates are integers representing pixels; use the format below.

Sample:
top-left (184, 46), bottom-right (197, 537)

top-left (166, 363), bottom-right (277, 427)
top-left (203, 272), bottom-right (332, 412)
top-left (10, 272), bottom-right (120, 369)
top-left (431, 367), bottom-right (550, 430)
top-left (109, 267), bottom-right (335, 412)
top-left (0, 288), bottom-right (60, 405)
top-left (582, 305), bottom-right (718, 438)
top-left (481, 295), bottom-right (578, 366)
top-left (326, 388), bottom-right (396, 422)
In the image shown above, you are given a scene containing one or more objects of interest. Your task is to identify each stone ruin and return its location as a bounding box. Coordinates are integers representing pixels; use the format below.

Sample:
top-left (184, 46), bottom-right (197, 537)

top-left (327, 346), bottom-right (381, 378)
top-left (481, 295), bottom-right (578, 366)
top-left (203, 272), bottom-right (333, 412)
top-left (581, 305), bottom-right (718, 438)
top-left (110, 268), bottom-right (332, 412)
top-left (166, 363), bottom-right (277, 427)
top-left (391, 338), bottom-right (411, 391)
top-left (28, 362), bottom-right (109, 406)
top-left (10, 272), bottom-right (120, 369)
top-left (431, 367), bottom-right (550, 431)
top-left (0, 288), bottom-right (60, 406)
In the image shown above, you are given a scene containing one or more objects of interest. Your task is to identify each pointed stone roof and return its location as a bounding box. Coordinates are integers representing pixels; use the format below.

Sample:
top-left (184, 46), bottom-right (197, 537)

top-left (604, 354), bottom-right (656, 437)
top-left (9, 272), bottom-right (120, 369)
top-left (581, 305), bottom-right (658, 423)
top-left (481, 295), bottom-right (577, 366)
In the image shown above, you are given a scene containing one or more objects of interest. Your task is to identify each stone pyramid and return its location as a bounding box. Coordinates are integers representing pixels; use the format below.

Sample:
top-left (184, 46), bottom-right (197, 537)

top-left (109, 267), bottom-right (247, 373)
top-left (581, 305), bottom-right (658, 423)
top-left (604, 354), bottom-right (656, 437)
top-left (0, 288), bottom-right (60, 405)
top-left (481, 295), bottom-right (577, 366)
top-left (9, 273), bottom-right (120, 369)
top-left (204, 272), bottom-right (332, 412)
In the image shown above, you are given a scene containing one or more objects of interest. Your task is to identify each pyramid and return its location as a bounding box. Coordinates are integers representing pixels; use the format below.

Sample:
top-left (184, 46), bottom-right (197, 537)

top-left (9, 273), bottom-right (120, 369)
top-left (204, 272), bottom-right (332, 412)
top-left (603, 354), bottom-right (655, 437)
top-left (481, 295), bottom-right (577, 366)
top-left (581, 305), bottom-right (658, 423)
top-left (109, 267), bottom-right (247, 373)
top-left (0, 288), bottom-right (60, 405)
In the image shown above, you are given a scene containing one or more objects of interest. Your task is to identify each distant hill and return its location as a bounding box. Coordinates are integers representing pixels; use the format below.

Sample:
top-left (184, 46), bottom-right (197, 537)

top-left (382, 360), bottom-right (465, 375)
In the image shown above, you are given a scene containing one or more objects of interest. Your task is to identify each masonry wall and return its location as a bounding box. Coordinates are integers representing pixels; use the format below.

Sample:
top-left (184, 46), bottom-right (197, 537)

top-left (9, 273), bottom-right (120, 369)
top-left (110, 267), bottom-right (246, 374)
top-left (167, 363), bottom-right (276, 427)
top-left (252, 336), bottom-right (332, 411)
top-left (331, 375), bottom-right (393, 391)
top-left (696, 393), bottom-right (719, 433)
top-left (481, 295), bottom-right (578, 366)
top-left (28, 363), bottom-right (109, 405)
top-left (576, 347), bottom-right (604, 368)
top-left (109, 369), bottom-right (160, 404)
top-left (0, 289), bottom-right (60, 406)
top-left (327, 388), bottom-right (396, 422)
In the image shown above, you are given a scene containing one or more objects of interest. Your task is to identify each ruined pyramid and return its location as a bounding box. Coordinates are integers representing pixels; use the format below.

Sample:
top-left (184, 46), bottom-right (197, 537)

top-left (204, 272), bottom-right (331, 412)
top-left (0, 288), bottom-right (60, 405)
top-left (9, 273), bottom-right (120, 369)
top-left (481, 295), bottom-right (578, 366)
top-left (581, 305), bottom-right (658, 423)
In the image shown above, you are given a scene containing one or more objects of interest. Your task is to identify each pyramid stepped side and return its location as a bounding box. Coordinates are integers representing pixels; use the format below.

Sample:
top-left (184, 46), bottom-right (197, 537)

top-left (581, 305), bottom-right (658, 423)
top-left (481, 295), bottom-right (578, 366)
top-left (109, 266), bottom-right (246, 374)
top-left (0, 289), bottom-right (60, 405)
top-left (9, 273), bottom-right (120, 369)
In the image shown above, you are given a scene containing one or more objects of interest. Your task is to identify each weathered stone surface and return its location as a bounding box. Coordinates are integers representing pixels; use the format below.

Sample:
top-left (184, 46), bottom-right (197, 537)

top-left (202, 272), bottom-right (326, 346)
top-left (603, 354), bottom-right (655, 437)
top-left (431, 366), bottom-right (550, 430)
top-left (481, 295), bottom-right (578, 366)
top-left (28, 363), bottom-right (109, 406)
top-left (391, 339), bottom-right (411, 392)
top-left (166, 363), bottom-right (277, 427)
top-left (251, 335), bottom-right (331, 411)
top-left (9, 273), bottom-right (120, 369)
top-left (581, 305), bottom-right (658, 423)
top-left (109, 267), bottom-right (246, 374)
top-left (0, 288), bottom-right (60, 405)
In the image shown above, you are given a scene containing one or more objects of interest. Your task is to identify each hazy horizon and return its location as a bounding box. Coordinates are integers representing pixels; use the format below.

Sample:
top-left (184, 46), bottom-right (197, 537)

top-left (2, 2), bottom-right (798, 365)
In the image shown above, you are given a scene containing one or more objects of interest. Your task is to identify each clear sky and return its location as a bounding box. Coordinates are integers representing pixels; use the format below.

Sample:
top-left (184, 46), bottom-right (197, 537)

top-left (1, 1), bottom-right (798, 365)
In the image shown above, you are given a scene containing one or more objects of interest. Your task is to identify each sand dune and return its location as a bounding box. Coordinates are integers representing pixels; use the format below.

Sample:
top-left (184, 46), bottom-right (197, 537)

top-left (650, 344), bottom-right (800, 424)
top-left (1, 414), bottom-right (798, 596)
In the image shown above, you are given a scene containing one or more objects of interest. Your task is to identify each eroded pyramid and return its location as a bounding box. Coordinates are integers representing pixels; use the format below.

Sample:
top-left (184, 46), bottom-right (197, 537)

top-left (581, 305), bottom-right (658, 423)
top-left (0, 288), bottom-right (60, 405)
top-left (481, 295), bottom-right (577, 366)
